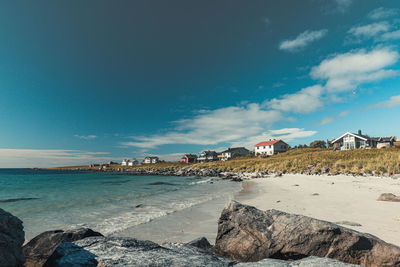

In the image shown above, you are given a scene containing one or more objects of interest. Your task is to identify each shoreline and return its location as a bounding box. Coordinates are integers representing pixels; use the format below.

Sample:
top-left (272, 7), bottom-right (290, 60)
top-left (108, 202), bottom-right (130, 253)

top-left (108, 173), bottom-right (400, 247)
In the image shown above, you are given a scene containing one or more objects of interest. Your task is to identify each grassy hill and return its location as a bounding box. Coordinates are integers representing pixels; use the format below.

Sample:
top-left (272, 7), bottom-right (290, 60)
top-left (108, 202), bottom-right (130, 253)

top-left (53, 147), bottom-right (400, 175)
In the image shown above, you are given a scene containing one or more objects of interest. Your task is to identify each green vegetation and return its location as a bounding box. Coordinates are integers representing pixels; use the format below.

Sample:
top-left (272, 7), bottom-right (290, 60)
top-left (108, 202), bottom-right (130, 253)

top-left (53, 147), bottom-right (400, 175)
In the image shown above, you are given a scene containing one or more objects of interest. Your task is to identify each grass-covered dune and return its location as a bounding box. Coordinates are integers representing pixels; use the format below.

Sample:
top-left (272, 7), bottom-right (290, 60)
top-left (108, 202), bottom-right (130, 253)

top-left (53, 146), bottom-right (400, 175)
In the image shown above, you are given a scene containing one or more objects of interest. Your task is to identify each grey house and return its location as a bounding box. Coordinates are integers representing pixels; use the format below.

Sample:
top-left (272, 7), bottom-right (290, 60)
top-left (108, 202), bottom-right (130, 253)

top-left (331, 130), bottom-right (396, 150)
top-left (219, 147), bottom-right (250, 161)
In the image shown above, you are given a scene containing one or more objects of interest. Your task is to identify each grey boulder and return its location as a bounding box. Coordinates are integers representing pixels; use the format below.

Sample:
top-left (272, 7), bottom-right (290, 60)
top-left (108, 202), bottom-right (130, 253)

top-left (23, 228), bottom-right (102, 267)
top-left (214, 201), bottom-right (400, 267)
top-left (0, 208), bottom-right (25, 267)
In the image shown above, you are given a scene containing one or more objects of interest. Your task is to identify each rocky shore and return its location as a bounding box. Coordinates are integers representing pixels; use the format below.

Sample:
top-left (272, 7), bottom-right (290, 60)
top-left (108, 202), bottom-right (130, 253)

top-left (3, 200), bottom-right (400, 266)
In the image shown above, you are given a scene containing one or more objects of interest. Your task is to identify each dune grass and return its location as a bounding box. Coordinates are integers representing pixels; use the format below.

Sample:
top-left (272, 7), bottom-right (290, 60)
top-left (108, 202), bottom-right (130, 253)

top-left (53, 147), bottom-right (400, 175)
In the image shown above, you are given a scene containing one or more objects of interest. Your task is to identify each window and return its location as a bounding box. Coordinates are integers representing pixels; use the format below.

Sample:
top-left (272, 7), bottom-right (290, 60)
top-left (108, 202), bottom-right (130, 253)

top-left (263, 146), bottom-right (266, 149)
top-left (269, 145), bottom-right (271, 148)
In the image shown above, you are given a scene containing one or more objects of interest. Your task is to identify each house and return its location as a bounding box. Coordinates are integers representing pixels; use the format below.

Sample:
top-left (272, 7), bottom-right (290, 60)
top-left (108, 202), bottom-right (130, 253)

top-left (181, 154), bottom-right (197, 163)
top-left (255, 139), bottom-right (289, 156)
top-left (376, 137), bottom-right (396, 149)
top-left (143, 156), bottom-right (159, 164)
top-left (197, 150), bottom-right (218, 162)
top-left (127, 159), bottom-right (139, 166)
top-left (331, 130), bottom-right (396, 150)
top-left (121, 159), bottom-right (128, 166)
top-left (219, 147), bottom-right (250, 161)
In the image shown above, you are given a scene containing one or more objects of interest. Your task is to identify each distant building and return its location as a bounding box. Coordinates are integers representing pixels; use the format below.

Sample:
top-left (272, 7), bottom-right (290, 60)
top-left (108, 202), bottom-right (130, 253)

top-left (331, 130), bottom-right (396, 150)
top-left (121, 159), bottom-right (138, 166)
top-left (219, 147), bottom-right (250, 161)
top-left (197, 150), bottom-right (218, 162)
top-left (143, 156), bottom-right (159, 164)
top-left (181, 154), bottom-right (197, 163)
top-left (255, 140), bottom-right (289, 156)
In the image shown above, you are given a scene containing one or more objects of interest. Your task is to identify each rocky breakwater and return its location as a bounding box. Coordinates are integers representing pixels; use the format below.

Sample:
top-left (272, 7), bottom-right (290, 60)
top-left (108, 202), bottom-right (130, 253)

top-left (214, 201), bottom-right (400, 267)
top-left (132, 167), bottom-right (270, 181)
top-left (0, 208), bottom-right (25, 267)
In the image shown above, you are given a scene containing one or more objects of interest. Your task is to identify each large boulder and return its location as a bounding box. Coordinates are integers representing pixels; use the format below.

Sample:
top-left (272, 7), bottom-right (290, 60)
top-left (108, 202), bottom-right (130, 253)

top-left (22, 228), bottom-right (102, 267)
top-left (43, 236), bottom-right (356, 267)
top-left (43, 236), bottom-right (235, 266)
top-left (0, 208), bottom-right (25, 267)
top-left (214, 201), bottom-right (400, 267)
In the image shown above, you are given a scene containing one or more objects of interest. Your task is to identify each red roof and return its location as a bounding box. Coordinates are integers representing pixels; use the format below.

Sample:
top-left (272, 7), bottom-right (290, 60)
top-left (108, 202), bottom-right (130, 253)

top-left (255, 140), bottom-right (281, 147)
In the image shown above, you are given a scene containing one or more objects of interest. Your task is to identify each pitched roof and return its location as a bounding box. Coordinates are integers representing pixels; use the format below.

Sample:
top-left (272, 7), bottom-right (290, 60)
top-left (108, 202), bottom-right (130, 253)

top-left (255, 140), bottom-right (281, 147)
top-left (221, 147), bottom-right (249, 153)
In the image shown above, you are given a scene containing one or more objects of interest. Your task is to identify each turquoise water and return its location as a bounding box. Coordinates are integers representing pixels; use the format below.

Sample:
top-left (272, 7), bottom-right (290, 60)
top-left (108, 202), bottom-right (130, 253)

top-left (0, 169), bottom-right (240, 241)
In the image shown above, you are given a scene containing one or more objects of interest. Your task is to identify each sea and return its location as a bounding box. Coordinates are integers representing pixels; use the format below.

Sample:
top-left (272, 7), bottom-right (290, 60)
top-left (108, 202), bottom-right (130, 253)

top-left (0, 169), bottom-right (241, 241)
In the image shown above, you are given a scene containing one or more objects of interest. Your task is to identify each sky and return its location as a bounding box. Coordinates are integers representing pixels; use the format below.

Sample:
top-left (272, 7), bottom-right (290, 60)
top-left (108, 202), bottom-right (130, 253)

top-left (1, 0), bottom-right (400, 167)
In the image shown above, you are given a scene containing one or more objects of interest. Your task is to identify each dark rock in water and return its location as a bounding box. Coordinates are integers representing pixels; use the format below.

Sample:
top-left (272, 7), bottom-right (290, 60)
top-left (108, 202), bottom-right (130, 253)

top-left (0, 197), bottom-right (39, 203)
top-left (44, 236), bottom-right (235, 267)
top-left (149, 181), bottom-right (176, 185)
top-left (214, 201), bottom-right (400, 266)
top-left (0, 208), bottom-right (25, 267)
top-left (135, 204), bottom-right (144, 208)
top-left (23, 228), bottom-right (103, 267)
top-left (185, 237), bottom-right (212, 251)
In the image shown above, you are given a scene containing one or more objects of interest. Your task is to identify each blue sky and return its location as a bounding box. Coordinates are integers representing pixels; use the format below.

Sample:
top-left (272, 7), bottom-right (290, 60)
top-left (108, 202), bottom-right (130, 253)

top-left (1, 0), bottom-right (400, 167)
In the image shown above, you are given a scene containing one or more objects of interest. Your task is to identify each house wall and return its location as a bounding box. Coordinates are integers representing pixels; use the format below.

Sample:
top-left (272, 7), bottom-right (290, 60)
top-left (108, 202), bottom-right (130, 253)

top-left (255, 141), bottom-right (288, 155)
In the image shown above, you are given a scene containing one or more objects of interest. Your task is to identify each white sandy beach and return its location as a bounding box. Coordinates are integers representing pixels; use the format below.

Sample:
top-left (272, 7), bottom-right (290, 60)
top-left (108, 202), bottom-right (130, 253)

top-left (120, 174), bottom-right (400, 247)
top-left (236, 174), bottom-right (400, 247)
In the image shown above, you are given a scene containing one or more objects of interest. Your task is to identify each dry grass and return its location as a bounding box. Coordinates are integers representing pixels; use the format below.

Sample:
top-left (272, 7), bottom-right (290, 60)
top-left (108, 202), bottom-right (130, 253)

top-left (53, 147), bottom-right (400, 175)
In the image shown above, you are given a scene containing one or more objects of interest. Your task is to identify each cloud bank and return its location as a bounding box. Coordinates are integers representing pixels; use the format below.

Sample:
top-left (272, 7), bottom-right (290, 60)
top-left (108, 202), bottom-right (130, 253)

top-left (0, 149), bottom-right (113, 168)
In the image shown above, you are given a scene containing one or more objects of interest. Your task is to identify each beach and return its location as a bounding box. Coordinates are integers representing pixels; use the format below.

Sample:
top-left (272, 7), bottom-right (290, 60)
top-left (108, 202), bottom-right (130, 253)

top-left (236, 174), bottom-right (400, 246)
top-left (118, 173), bottom-right (400, 247)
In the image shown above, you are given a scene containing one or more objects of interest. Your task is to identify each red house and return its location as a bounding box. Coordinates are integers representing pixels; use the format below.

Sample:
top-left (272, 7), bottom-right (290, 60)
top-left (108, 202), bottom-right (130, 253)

top-left (181, 154), bottom-right (197, 163)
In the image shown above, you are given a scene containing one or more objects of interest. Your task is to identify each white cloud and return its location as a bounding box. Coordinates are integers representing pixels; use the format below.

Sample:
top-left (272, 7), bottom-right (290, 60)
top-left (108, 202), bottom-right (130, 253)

top-left (74, 134), bottom-right (97, 140)
top-left (316, 110), bottom-right (350, 125)
top-left (264, 85), bottom-right (324, 113)
top-left (310, 47), bottom-right (399, 92)
top-left (279, 29), bottom-right (328, 52)
top-left (121, 103), bottom-right (283, 149)
top-left (348, 22), bottom-right (390, 39)
top-left (0, 149), bottom-right (113, 168)
top-left (368, 7), bottom-right (399, 20)
top-left (230, 128), bottom-right (317, 149)
top-left (370, 95), bottom-right (400, 108)
top-left (381, 30), bottom-right (400, 41)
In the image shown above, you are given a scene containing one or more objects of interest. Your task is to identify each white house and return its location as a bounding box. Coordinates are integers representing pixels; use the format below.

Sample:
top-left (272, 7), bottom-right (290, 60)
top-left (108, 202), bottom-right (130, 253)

top-left (254, 140), bottom-right (289, 156)
top-left (122, 159), bottom-right (139, 166)
top-left (143, 156), bottom-right (159, 164)
top-left (197, 150), bottom-right (218, 162)
top-left (219, 147), bottom-right (249, 161)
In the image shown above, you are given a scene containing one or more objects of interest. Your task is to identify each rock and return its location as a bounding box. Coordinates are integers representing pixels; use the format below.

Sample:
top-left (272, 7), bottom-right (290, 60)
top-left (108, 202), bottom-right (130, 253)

top-left (23, 228), bottom-right (103, 267)
top-left (235, 256), bottom-right (359, 266)
top-left (185, 237), bottom-right (212, 251)
top-left (214, 201), bottom-right (400, 266)
top-left (377, 193), bottom-right (400, 202)
top-left (311, 193), bottom-right (319, 196)
top-left (335, 221), bottom-right (362, 227)
top-left (0, 208), bottom-right (25, 267)
top-left (44, 236), bottom-right (235, 266)
top-left (44, 236), bottom-right (357, 267)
